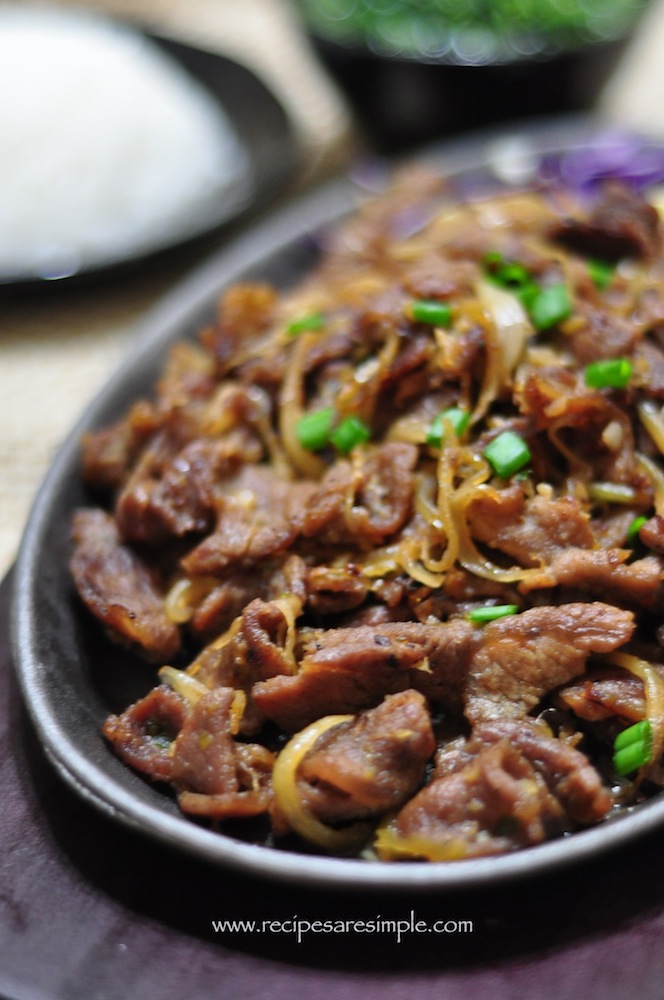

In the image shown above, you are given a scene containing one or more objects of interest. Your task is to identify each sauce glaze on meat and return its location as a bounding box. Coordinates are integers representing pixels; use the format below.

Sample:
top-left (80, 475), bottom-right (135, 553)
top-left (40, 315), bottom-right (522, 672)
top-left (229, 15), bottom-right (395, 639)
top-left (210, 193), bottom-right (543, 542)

top-left (70, 166), bottom-right (664, 861)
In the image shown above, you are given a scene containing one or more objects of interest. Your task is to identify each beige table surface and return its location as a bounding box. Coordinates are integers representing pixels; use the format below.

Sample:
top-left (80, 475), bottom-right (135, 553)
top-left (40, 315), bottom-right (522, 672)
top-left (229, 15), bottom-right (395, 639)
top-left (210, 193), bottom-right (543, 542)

top-left (3, 0), bottom-right (664, 579)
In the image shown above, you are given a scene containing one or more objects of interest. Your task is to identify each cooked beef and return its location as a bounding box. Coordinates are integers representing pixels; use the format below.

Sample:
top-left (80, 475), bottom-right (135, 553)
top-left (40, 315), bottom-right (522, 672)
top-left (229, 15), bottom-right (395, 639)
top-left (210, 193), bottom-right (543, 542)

top-left (169, 687), bottom-right (274, 820)
top-left (556, 666), bottom-right (648, 723)
top-left (188, 554), bottom-right (307, 641)
top-left (466, 485), bottom-right (595, 566)
top-left (379, 717), bottom-right (611, 859)
top-left (297, 690), bottom-right (435, 823)
top-left (81, 400), bottom-right (159, 492)
top-left (115, 437), bottom-right (229, 545)
top-left (638, 513), bottom-right (664, 554)
top-left (563, 301), bottom-right (640, 365)
top-left (550, 182), bottom-right (661, 261)
top-left (102, 685), bottom-right (186, 780)
top-left (70, 509), bottom-right (180, 662)
top-left (252, 618), bottom-right (476, 731)
top-left (304, 563), bottom-right (369, 616)
top-left (519, 549), bottom-right (664, 611)
top-left (73, 172), bottom-right (664, 862)
top-left (181, 467), bottom-right (316, 575)
top-left (301, 442), bottom-right (417, 547)
top-left (464, 602), bottom-right (634, 724)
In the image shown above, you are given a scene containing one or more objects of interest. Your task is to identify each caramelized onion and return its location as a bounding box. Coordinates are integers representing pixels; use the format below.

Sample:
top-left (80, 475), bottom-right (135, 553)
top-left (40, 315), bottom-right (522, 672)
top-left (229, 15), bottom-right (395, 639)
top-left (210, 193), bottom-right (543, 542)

top-left (272, 715), bottom-right (373, 852)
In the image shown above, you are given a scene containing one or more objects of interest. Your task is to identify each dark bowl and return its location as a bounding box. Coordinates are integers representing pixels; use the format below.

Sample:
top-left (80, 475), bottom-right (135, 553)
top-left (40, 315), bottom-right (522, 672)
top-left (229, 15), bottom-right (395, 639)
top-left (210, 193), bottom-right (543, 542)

top-left (295, 4), bottom-right (647, 151)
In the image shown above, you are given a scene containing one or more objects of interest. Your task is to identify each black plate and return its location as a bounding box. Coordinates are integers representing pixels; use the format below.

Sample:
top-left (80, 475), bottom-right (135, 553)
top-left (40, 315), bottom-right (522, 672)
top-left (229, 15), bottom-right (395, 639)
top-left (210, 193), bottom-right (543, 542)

top-left (12, 117), bottom-right (664, 893)
top-left (1, 31), bottom-right (298, 290)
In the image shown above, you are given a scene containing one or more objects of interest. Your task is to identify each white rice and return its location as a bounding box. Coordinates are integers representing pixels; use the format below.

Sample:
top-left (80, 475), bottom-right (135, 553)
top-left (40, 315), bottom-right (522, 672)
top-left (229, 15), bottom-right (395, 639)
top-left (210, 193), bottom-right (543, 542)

top-left (0, 4), bottom-right (249, 279)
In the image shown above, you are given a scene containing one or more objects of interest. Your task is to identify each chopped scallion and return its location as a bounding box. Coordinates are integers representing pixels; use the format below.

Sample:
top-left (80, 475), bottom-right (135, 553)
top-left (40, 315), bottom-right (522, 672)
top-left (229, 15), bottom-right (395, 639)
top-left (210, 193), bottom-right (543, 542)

top-left (613, 719), bottom-right (652, 776)
top-left (496, 262), bottom-right (531, 288)
top-left (627, 514), bottom-right (648, 544)
top-left (483, 252), bottom-right (538, 306)
top-left (529, 284), bottom-right (573, 330)
top-left (584, 357), bottom-right (633, 390)
top-left (330, 415), bottom-right (371, 454)
top-left (468, 604), bottom-right (519, 624)
top-left (295, 407), bottom-right (335, 451)
top-left (588, 258), bottom-right (615, 290)
top-left (483, 430), bottom-right (531, 479)
top-left (426, 407), bottom-right (470, 447)
top-left (484, 254), bottom-right (573, 329)
top-left (286, 312), bottom-right (325, 336)
top-left (410, 299), bottom-right (452, 327)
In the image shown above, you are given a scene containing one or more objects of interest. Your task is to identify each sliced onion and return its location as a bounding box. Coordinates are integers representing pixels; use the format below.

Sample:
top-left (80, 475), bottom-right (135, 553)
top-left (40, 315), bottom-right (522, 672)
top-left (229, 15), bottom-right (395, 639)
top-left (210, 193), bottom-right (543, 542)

top-left (373, 823), bottom-right (468, 861)
top-left (272, 715), bottom-right (373, 852)
top-left (638, 399), bottom-right (664, 455)
top-left (158, 665), bottom-right (209, 705)
top-left (164, 575), bottom-right (219, 624)
top-left (473, 279), bottom-right (532, 420)
top-left (637, 452), bottom-right (664, 516)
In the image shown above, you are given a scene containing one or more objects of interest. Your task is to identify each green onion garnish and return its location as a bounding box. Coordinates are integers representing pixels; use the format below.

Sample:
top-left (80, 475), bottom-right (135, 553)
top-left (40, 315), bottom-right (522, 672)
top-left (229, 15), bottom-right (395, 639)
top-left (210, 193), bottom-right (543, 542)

top-left (483, 252), bottom-right (529, 287)
top-left (484, 254), bottom-right (573, 328)
top-left (627, 514), bottom-right (648, 545)
top-left (295, 407), bottom-right (335, 451)
top-left (483, 430), bottom-right (531, 479)
top-left (529, 284), bottom-right (573, 330)
top-left (468, 604), bottom-right (519, 624)
top-left (588, 258), bottom-right (615, 290)
top-left (286, 312), bottom-right (325, 337)
top-left (613, 719), bottom-right (652, 776)
top-left (426, 407), bottom-right (470, 448)
top-left (410, 299), bottom-right (452, 327)
top-left (330, 415), bottom-right (371, 455)
top-left (584, 357), bottom-right (633, 390)
top-left (484, 252), bottom-right (538, 306)
top-left (496, 262), bottom-right (531, 288)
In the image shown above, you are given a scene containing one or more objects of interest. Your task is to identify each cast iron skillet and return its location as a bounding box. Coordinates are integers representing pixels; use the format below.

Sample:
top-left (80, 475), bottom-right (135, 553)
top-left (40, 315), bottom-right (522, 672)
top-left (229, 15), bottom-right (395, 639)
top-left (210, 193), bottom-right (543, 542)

top-left (12, 118), bottom-right (664, 893)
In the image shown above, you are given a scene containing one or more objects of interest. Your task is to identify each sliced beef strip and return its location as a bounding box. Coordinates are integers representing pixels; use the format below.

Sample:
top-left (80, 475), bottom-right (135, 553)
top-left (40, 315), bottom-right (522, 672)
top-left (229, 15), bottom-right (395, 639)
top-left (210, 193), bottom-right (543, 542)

top-left (297, 690), bottom-right (435, 824)
top-left (102, 685), bottom-right (187, 781)
top-left (185, 596), bottom-right (305, 736)
top-left (252, 602), bottom-right (633, 732)
top-left (556, 666), bottom-right (648, 723)
top-left (472, 717), bottom-right (612, 825)
top-left (550, 182), bottom-right (661, 262)
top-left (638, 513), bottom-right (664, 553)
top-left (188, 553), bottom-right (307, 641)
top-left (70, 508), bottom-right (180, 662)
top-left (81, 400), bottom-right (160, 492)
top-left (519, 549), bottom-right (664, 612)
top-left (114, 437), bottom-right (226, 545)
top-left (199, 282), bottom-right (278, 371)
top-left (562, 301), bottom-right (640, 365)
top-left (115, 423), bottom-right (264, 547)
top-left (251, 618), bottom-right (476, 732)
top-left (181, 466), bottom-right (316, 575)
top-left (464, 601), bottom-right (635, 724)
top-left (381, 717), bottom-right (611, 859)
top-left (304, 563), bottom-right (369, 616)
top-left (301, 442), bottom-right (417, 548)
top-left (380, 739), bottom-right (568, 858)
top-left (170, 686), bottom-right (239, 794)
top-left (466, 485), bottom-right (595, 567)
top-left (170, 687), bottom-right (274, 820)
